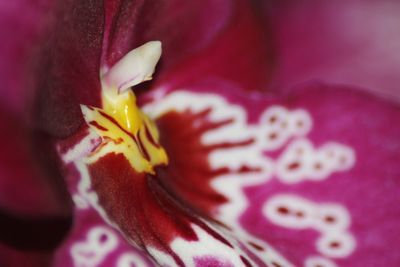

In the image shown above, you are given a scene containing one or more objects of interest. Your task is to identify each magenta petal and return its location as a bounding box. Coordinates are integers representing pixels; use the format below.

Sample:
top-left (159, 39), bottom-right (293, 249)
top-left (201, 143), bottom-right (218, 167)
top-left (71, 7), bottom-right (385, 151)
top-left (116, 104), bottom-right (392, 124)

top-left (237, 84), bottom-right (400, 266)
top-left (265, 0), bottom-right (400, 100)
top-left (0, 0), bottom-right (53, 116)
top-left (139, 83), bottom-right (400, 266)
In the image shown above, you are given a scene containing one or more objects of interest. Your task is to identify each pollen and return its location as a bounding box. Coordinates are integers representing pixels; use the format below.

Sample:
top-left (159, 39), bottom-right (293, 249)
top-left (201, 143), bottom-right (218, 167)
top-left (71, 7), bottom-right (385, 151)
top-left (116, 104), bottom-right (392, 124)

top-left (81, 41), bottom-right (168, 174)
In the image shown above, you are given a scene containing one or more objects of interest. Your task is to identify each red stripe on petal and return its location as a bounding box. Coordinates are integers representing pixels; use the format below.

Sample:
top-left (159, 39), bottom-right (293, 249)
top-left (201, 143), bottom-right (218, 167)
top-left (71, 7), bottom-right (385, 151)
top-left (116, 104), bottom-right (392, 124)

top-left (155, 110), bottom-right (257, 216)
top-left (88, 153), bottom-right (233, 263)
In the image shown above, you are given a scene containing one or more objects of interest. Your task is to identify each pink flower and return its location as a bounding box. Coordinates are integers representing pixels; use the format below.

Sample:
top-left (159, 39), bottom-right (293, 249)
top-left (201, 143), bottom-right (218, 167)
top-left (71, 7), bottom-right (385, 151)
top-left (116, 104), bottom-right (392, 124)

top-left (1, 1), bottom-right (399, 267)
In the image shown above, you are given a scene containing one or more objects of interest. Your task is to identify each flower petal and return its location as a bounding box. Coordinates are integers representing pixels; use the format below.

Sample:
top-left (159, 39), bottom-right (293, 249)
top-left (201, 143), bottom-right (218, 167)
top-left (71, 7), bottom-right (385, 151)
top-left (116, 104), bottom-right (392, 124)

top-left (264, 0), bottom-right (400, 101)
top-left (141, 82), bottom-right (400, 266)
top-left (51, 166), bottom-right (155, 267)
top-left (241, 84), bottom-right (400, 266)
top-left (68, 151), bottom-right (278, 266)
top-left (0, 0), bottom-right (53, 116)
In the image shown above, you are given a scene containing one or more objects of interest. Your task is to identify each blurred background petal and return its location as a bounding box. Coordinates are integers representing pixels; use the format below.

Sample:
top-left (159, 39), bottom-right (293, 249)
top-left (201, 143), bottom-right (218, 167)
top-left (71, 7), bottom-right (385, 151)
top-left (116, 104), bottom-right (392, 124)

top-left (0, 0), bottom-right (74, 253)
top-left (263, 0), bottom-right (400, 101)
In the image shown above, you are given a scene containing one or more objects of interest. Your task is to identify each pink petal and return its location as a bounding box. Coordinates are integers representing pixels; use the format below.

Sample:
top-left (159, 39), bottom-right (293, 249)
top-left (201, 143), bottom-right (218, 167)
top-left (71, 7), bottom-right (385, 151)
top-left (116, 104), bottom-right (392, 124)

top-left (238, 84), bottom-right (399, 266)
top-left (141, 82), bottom-right (400, 266)
top-left (0, 0), bottom-right (53, 116)
top-left (264, 0), bottom-right (400, 101)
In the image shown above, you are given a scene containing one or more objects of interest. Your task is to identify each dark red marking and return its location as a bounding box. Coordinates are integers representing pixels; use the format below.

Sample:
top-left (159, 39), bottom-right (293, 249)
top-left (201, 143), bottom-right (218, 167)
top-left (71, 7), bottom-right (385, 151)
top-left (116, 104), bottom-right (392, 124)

top-left (269, 133), bottom-right (278, 140)
top-left (248, 241), bottom-right (265, 251)
top-left (136, 129), bottom-right (150, 161)
top-left (156, 109), bottom-right (258, 216)
top-left (204, 139), bottom-right (254, 151)
top-left (325, 216), bottom-right (336, 223)
top-left (287, 162), bottom-right (300, 170)
top-left (89, 121), bottom-right (108, 131)
top-left (240, 255), bottom-right (253, 267)
top-left (271, 262), bottom-right (282, 267)
top-left (98, 110), bottom-right (137, 141)
top-left (296, 121), bottom-right (304, 128)
top-left (277, 207), bottom-right (289, 215)
top-left (237, 165), bottom-right (261, 173)
top-left (330, 241), bottom-right (340, 248)
top-left (98, 110), bottom-right (153, 160)
top-left (314, 162), bottom-right (322, 170)
top-left (144, 124), bottom-right (160, 148)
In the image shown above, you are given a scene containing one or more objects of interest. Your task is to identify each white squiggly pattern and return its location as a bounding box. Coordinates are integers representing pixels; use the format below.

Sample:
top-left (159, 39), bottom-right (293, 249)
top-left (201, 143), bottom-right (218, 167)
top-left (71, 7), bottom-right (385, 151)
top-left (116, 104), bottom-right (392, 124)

top-left (263, 194), bottom-right (356, 258)
top-left (144, 90), bottom-right (356, 266)
top-left (117, 252), bottom-right (149, 267)
top-left (71, 226), bottom-right (118, 267)
top-left (275, 139), bottom-right (355, 183)
top-left (257, 106), bottom-right (312, 150)
top-left (305, 256), bottom-right (338, 267)
top-left (72, 194), bottom-right (90, 209)
top-left (143, 91), bottom-right (296, 266)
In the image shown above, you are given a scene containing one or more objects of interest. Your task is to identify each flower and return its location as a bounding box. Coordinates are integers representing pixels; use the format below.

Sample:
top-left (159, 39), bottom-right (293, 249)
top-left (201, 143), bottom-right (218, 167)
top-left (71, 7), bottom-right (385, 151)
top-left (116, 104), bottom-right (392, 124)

top-left (1, 1), bottom-right (400, 267)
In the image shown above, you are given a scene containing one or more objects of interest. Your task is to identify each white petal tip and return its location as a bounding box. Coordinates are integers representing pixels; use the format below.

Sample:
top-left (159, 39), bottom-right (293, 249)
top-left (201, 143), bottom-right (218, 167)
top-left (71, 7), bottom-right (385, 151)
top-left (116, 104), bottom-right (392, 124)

top-left (102, 41), bottom-right (163, 93)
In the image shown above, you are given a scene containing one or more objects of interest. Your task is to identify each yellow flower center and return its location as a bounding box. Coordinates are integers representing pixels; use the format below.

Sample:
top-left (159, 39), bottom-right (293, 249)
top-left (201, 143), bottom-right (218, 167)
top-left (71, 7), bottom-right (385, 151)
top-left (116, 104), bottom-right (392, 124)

top-left (82, 89), bottom-right (168, 174)
top-left (81, 41), bottom-right (168, 174)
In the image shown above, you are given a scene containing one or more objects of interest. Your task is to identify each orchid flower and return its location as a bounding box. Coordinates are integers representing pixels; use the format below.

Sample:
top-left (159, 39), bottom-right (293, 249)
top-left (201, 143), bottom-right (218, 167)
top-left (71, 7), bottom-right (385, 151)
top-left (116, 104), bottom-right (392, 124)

top-left (1, 1), bottom-right (399, 267)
